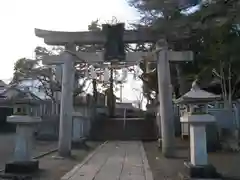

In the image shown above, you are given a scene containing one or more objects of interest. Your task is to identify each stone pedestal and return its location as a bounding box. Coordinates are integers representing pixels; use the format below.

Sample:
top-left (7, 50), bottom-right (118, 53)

top-left (180, 114), bottom-right (220, 179)
top-left (83, 119), bottom-right (91, 137)
top-left (72, 113), bottom-right (88, 149)
top-left (72, 112), bottom-right (84, 142)
top-left (5, 115), bottom-right (41, 174)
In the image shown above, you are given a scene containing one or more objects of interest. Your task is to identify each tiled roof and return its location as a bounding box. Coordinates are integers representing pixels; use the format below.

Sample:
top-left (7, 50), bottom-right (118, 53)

top-left (0, 86), bottom-right (42, 104)
top-left (175, 82), bottom-right (221, 104)
top-left (0, 80), bottom-right (7, 86)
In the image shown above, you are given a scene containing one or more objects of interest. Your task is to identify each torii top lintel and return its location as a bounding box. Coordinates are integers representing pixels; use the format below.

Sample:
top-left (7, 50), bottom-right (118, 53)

top-left (35, 28), bottom-right (157, 46)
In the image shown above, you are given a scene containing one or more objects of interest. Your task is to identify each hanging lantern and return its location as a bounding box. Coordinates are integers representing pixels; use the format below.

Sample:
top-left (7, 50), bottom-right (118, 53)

top-left (103, 68), bottom-right (110, 82)
top-left (136, 67), bottom-right (140, 76)
top-left (144, 59), bottom-right (150, 73)
top-left (133, 74), bottom-right (137, 80)
top-left (90, 66), bottom-right (97, 79)
top-left (85, 68), bottom-right (89, 78)
top-left (113, 70), bottom-right (118, 81)
top-left (133, 67), bottom-right (139, 80)
top-left (121, 68), bottom-right (128, 82)
top-left (55, 65), bottom-right (62, 82)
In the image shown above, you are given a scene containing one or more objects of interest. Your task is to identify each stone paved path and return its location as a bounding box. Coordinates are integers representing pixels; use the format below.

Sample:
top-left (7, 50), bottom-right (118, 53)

top-left (62, 141), bottom-right (153, 180)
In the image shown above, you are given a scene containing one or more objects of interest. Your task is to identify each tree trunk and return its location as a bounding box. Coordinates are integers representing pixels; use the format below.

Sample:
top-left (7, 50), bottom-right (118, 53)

top-left (175, 64), bottom-right (190, 97)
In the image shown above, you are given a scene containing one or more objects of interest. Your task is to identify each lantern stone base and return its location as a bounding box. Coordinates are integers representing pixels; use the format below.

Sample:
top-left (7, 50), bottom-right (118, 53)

top-left (5, 160), bottom-right (39, 174)
top-left (5, 115), bottom-right (41, 174)
top-left (180, 162), bottom-right (221, 179)
top-left (71, 137), bottom-right (88, 149)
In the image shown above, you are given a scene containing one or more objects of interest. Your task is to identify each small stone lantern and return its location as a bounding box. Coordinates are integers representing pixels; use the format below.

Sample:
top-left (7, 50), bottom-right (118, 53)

top-left (175, 81), bottom-right (221, 179)
top-left (5, 90), bottom-right (42, 174)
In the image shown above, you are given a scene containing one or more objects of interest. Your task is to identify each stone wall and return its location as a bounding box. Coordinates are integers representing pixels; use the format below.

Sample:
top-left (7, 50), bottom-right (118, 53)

top-left (35, 115), bottom-right (59, 141)
top-left (35, 105), bottom-right (94, 141)
top-left (90, 118), bottom-right (158, 141)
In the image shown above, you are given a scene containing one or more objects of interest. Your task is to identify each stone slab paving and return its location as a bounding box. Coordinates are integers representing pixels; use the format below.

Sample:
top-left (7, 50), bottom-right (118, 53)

top-left (62, 141), bottom-right (153, 180)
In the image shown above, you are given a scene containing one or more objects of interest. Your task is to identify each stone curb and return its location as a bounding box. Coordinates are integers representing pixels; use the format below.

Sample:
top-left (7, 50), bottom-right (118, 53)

top-left (0, 148), bottom-right (58, 173)
top-left (61, 141), bottom-right (108, 180)
top-left (33, 148), bottom-right (58, 159)
top-left (139, 141), bottom-right (154, 180)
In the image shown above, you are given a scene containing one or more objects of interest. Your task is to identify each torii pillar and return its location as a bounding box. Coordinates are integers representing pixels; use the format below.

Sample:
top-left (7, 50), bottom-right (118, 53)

top-left (58, 44), bottom-right (76, 157)
top-left (36, 43), bottom-right (76, 156)
top-left (155, 39), bottom-right (193, 157)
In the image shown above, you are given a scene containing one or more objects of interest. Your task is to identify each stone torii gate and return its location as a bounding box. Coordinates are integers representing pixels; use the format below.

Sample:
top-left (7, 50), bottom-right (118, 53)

top-left (35, 28), bottom-right (193, 157)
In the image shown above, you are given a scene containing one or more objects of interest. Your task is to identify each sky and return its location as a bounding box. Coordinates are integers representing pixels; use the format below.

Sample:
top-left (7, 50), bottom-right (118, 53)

top-left (0, 0), bottom-right (145, 103)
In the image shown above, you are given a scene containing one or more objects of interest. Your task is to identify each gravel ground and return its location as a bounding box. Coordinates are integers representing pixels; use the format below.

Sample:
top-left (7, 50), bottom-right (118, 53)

top-left (0, 133), bottom-right (58, 170)
top-left (143, 141), bottom-right (186, 180)
top-left (31, 141), bottom-right (101, 180)
top-left (144, 140), bottom-right (240, 180)
top-left (0, 133), bottom-right (102, 180)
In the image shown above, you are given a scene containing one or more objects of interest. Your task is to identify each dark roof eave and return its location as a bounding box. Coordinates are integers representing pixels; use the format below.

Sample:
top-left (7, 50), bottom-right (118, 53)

top-left (0, 99), bottom-right (41, 106)
top-left (175, 97), bottom-right (222, 104)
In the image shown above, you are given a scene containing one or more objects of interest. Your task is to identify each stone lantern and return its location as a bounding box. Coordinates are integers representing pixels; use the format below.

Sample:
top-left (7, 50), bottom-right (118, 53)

top-left (175, 81), bottom-right (221, 179)
top-left (4, 88), bottom-right (42, 174)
